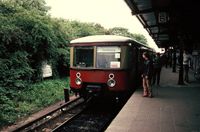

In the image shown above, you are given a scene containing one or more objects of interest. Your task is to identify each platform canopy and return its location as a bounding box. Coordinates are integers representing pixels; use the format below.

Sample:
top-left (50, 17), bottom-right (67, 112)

top-left (125, 0), bottom-right (200, 49)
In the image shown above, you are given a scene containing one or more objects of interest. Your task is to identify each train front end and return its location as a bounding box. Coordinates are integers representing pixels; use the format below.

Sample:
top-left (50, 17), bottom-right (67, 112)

top-left (69, 35), bottom-right (133, 98)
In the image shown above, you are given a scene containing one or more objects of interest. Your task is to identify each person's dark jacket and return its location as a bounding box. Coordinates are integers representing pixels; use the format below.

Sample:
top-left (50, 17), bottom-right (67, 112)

top-left (143, 59), bottom-right (154, 78)
top-left (153, 56), bottom-right (162, 69)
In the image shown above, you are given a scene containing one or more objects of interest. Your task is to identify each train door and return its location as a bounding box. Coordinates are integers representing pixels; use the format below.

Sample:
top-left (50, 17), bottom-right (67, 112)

top-left (132, 46), bottom-right (141, 87)
top-left (127, 45), bottom-right (138, 90)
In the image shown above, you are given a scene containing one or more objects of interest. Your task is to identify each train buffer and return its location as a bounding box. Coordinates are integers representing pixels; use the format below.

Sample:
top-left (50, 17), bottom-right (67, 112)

top-left (106, 67), bottom-right (200, 132)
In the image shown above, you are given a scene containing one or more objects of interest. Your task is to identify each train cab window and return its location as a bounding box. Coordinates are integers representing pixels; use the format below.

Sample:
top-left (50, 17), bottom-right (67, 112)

top-left (96, 46), bottom-right (121, 69)
top-left (73, 47), bottom-right (94, 68)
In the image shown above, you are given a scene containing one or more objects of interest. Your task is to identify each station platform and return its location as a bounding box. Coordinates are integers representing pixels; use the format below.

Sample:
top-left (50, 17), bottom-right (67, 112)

top-left (106, 67), bottom-right (200, 132)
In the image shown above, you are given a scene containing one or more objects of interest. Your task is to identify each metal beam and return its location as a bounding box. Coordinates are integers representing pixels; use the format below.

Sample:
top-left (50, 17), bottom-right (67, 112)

top-left (144, 24), bottom-right (158, 28)
top-left (131, 8), bottom-right (154, 15)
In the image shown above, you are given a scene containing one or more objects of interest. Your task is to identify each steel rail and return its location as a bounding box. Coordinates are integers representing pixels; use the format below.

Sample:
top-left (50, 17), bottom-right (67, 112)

top-left (12, 96), bottom-right (82, 132)
top-left (51, 96), bottom-right (93, 132)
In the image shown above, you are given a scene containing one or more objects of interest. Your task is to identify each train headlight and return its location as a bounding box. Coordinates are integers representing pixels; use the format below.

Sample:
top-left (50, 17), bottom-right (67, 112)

top-left (107, 73), bottom-right (116, 87)
top-left (75, 72), bottom-right (82, 85)
top-left (107, 79), bottom-right (116, 87)
top-left (75, 78), bottom-right (82, 85)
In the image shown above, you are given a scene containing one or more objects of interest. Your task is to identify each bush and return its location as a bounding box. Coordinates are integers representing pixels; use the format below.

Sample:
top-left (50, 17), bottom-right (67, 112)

top-left (0, 2), bottom-right (69, 88)
top-left (0, 78), bottom-right (69, 128)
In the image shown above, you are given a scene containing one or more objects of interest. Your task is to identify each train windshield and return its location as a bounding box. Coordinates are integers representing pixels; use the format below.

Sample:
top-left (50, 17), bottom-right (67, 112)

top-left (96, 46), bottom-right (121, 68)
top-left (73, 47), bottom-right (94, 68)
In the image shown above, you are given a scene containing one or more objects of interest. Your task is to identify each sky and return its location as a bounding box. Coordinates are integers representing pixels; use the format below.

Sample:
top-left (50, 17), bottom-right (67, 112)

top-left (45, 0), bottom-right (159, 51)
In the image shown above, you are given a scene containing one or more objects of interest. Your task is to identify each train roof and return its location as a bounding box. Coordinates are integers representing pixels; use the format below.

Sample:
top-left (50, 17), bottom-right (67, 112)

top-left (70, 35), bottom-right (134, 43)
top-left (70, 35), bottom-right (151, 49)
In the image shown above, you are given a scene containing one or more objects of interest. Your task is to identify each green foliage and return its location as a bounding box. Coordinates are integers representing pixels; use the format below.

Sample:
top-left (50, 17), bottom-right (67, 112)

top-left (58, 19), bottom-right (108, 40)
top-left (0, 1), bottom-right (68, 85)
top-left (0, 78), bottom-right (69, 127)
top-left (108, 27), bottom-right (147, 44)
top-left (0, 51), bottom-right (33, 89)
top-left (0, 88), bottom-right (16, 126)
top-left (132, 34), bottom-right (147, 44)
top-left (108, 27), bottom-right (133, 37)
top-left (1, 0), bottom-right (50, 14)
top-left (0, 1), bottom-right (68, 127)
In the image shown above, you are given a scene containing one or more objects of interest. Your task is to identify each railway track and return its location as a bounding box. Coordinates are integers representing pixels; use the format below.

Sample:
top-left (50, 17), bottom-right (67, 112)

top-left (12, 96), bottom-right (88, 132)
top-left (10, 93), bottom-right (131, 132)
top-left (52, 98), bottom-right (126, 132)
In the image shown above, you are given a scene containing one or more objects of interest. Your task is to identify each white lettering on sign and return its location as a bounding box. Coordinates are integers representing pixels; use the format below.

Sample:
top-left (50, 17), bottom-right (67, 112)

top-left (158, 12), bottom-right (167, 23)
top-left (97, 47), bottom-right (121, 53)
top-left (110, 61), bottom-right (120, 68)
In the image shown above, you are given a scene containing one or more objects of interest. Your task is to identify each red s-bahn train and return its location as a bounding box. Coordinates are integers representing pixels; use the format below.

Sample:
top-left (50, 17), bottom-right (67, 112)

top-left (69, 35), bottom-right (154, 98)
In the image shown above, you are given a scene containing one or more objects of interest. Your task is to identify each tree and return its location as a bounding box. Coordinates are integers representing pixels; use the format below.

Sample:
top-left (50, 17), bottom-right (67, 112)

top-left (61, 20), bottom-right (107, 40)
top-left (0, 1), bottom-right (68, 87)
top-left (0, 1), bottom-right (69, 126)
top-left (108, 27), bottom-right (133, 37)
top-left (2, 0), bottom-right (49, 13)
top-left (132, 34), bottom-right (147, 44)
top-left (108, 27), bottom-right (147, 44)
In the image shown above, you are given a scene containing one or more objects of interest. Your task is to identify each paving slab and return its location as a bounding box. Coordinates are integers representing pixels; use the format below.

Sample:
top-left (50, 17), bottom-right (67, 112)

top-left (106, 68), bottom-right (200, 132)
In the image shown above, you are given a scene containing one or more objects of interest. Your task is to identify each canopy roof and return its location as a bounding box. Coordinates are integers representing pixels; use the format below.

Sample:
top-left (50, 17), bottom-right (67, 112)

top-left (125, 0), bottom-right (200, 49)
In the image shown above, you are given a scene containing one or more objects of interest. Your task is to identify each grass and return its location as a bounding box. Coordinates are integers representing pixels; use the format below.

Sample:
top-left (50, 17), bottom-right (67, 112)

top-left (0, 77), bottom-right (69, 128)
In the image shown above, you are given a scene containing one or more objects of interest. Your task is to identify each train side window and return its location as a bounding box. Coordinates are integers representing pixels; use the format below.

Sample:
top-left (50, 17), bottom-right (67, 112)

top-left (73, 47), bottom-right (94, 68)
top-left (96, 46), bottom-right (121, 69)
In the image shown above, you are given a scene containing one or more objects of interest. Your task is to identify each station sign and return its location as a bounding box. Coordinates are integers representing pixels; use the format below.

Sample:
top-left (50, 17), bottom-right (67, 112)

top-left (158, 12), bottom-right (168, 23)
top-left (42, 62), bottom-right (52, 78)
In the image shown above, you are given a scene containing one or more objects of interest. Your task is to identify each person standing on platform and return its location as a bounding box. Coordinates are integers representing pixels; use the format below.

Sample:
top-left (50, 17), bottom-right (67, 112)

top-left (152, 52), bottom-right (162, 86)
top-left (183, 50), bottom-right (192, 83)
top-left (162, 53), bottom-right (168, 68)
top-left (141, 52), bottom-right (154, 98)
